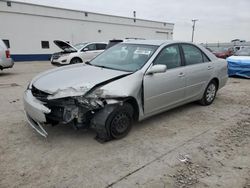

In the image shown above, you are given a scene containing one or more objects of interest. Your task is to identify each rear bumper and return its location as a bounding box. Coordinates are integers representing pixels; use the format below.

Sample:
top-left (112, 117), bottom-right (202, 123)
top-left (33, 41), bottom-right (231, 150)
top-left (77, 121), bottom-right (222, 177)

top-left (219, 75), bottom-right (228, 89)
top-left (23, 90), bottom-right (51, 137)
top-left (0, 58), bottom-right (14, 69)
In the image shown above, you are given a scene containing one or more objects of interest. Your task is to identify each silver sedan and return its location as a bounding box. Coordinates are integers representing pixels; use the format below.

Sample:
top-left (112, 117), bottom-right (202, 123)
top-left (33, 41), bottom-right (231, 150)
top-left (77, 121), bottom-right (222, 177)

top-left (23, 40), bottom-right (228, 141)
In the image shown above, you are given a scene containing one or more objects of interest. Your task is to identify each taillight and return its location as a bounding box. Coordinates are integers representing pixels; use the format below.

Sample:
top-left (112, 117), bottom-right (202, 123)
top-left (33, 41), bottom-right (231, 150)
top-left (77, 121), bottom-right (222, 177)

top-left (5, 50), bottom-right (10, 58)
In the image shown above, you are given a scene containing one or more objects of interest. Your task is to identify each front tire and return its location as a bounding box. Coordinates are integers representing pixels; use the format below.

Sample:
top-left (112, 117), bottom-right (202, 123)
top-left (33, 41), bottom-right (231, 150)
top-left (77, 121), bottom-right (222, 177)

top-left (199, 80), bottom-right (218, 106)
top-left (106, 103), bottom-right (133, 139)
top-left (70, 57), bottom-right (82, 64)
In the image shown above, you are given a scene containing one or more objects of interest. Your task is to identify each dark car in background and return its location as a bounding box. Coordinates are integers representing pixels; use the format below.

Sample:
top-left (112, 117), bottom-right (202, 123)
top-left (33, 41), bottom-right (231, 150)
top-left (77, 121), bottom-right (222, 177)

top-left (211, 47), bottom-right (233, 59)
top-left (106, 39), bottom-right (123, 49)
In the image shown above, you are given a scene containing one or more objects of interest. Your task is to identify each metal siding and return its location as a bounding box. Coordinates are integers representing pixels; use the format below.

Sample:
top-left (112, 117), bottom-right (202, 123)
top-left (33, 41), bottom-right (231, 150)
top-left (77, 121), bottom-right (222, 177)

top-left (0, 1), bottom-right (174, 61)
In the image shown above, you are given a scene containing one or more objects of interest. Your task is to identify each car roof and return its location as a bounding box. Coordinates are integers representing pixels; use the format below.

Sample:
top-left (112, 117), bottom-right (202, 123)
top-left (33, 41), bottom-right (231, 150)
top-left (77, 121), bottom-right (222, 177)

top-left (122, 40), bottom-right (217, 61)
top-left (123, 40), bottom-right (188, 46)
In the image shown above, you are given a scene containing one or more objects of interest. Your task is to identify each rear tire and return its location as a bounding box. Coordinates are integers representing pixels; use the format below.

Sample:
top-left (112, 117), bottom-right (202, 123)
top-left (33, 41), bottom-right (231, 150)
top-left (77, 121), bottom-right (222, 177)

top-left (106, 103), bottom-right (133, 139)
top-left (70, 57), bottom-right (82, 64)
top-left (199, 80), bottom-right (218, 106)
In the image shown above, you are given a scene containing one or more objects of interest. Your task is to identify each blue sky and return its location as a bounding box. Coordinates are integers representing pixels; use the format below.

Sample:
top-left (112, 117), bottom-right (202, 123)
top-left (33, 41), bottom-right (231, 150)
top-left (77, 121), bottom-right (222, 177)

top-left (14, 0), bottom-right (250, 43)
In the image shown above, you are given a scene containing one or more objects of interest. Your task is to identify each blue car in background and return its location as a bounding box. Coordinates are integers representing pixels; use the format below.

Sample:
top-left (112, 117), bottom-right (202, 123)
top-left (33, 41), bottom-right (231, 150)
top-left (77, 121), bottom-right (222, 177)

top-left (227, 47), bottom-right (250, 78)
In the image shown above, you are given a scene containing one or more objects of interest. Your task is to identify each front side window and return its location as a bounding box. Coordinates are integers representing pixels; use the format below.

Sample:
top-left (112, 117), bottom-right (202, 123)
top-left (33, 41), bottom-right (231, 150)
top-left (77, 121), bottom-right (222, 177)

top-left (85, 44), bottom-right (96, 51)
top-left (89, 43), bottom-right (158, 72)
top-left (74, 43), bottom-right (88, 50)
top-left (154, 45), bottom-right (181, 69)
top-left (182, 44), bottom-right (203, 65)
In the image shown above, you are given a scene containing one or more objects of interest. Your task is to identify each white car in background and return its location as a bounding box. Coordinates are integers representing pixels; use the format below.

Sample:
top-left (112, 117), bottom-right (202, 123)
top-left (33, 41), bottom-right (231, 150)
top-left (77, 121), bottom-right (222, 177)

top-left (51, 40), bottom-right (107, 66)
top-left (0, 39), bottom-right (14, 70)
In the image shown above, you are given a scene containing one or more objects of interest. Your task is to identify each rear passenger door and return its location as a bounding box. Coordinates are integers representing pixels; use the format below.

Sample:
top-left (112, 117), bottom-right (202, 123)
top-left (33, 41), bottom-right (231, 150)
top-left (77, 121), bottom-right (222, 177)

top-left (181, 44), bottom-right (213, 99)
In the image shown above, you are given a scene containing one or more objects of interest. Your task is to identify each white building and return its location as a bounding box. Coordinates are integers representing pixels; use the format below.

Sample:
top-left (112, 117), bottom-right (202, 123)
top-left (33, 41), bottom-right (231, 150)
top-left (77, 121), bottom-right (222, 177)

top-left (0, 0), bottom-right (174, 61)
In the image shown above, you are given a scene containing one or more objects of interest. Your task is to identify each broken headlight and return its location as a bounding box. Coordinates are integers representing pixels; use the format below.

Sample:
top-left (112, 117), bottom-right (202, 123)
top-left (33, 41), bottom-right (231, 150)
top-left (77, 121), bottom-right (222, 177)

top-left (74, 89), bottom-right (105, 109)
top-left (74, 97), bottom-right (103, 108)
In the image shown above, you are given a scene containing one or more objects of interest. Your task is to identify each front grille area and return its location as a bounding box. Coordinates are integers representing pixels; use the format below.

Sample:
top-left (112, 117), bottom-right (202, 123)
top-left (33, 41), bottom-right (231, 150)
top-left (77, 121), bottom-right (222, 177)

top-left (51, 53), bottom-right (60, 60)
top-left (31, 86), bottom-right (50, 102)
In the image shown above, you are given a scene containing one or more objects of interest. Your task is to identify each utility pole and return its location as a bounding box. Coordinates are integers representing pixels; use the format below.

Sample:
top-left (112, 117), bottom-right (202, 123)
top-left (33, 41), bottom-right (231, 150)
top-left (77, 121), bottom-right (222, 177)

top-left (191, 19), bottom-right (198, 42)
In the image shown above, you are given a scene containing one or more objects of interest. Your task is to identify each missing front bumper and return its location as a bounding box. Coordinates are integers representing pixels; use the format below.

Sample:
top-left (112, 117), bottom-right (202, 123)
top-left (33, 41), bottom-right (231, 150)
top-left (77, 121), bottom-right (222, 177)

top-left (24, 90), bottom-right (51, 137)
top-left (25, 113), bottom-right (48, 137)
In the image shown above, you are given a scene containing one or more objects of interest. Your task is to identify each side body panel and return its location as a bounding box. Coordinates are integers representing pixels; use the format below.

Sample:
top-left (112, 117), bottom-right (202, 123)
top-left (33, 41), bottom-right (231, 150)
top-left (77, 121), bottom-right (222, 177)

top-left (183, 62), bottom-right (214, 101)
top-left (143, 66), bottom-right (186, 115)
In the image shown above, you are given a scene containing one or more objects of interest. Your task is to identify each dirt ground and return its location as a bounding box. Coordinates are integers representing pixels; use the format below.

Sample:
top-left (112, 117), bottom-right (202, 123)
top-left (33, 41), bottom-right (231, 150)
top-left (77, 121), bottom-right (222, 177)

top-left (0, 61), bottom-right (249, 188)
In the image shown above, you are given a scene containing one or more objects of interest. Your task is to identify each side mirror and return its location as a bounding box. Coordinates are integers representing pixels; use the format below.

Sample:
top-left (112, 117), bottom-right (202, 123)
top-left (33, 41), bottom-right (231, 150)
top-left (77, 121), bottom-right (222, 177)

top-left (146, 64), bottom-right (167, 75)
top-left (83, 47), bottom-right (89, 52)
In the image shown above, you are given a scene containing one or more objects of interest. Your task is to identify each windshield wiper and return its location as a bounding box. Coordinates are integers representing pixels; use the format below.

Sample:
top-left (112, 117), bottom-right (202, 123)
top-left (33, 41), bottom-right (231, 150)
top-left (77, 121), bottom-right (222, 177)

top-left (85, 62), bottom-right (131, 72)
top-left (93, 65), bottom-right (110, 69)
top-left (85, 62), bottom-right (109, 69)
top-left (85, 61), bottom-right (92, 65)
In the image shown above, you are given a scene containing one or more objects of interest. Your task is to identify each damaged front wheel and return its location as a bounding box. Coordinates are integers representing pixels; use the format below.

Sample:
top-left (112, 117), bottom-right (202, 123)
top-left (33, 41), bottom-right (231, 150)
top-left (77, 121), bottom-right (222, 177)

top-left (107, 103), bottom-right (133, 139)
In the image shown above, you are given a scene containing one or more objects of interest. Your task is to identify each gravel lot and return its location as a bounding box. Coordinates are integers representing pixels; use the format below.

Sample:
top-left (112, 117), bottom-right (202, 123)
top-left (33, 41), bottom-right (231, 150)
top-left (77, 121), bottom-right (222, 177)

top-left (0, 61), bottom-right (249, 188)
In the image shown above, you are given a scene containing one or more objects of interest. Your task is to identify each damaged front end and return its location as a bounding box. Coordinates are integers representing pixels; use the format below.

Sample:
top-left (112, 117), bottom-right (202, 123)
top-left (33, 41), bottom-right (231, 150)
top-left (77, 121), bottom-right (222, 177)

top-left (45, 91), bottom-right (107, 128)
top-left (25, 84), bottom-right (126, 140)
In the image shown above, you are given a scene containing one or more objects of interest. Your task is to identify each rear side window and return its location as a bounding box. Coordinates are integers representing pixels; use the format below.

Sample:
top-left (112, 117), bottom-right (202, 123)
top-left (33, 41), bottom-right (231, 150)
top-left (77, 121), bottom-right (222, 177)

top-left (96, 43), bottom-right (107, 50)
top-left (154, 45), bottom-right (181, 69)
top-left (202, 53), bottom-right (210, 62)
top-left (3, 39), bottom-right (10, 48)
top-left (182, 44), bottom-right (203, 65)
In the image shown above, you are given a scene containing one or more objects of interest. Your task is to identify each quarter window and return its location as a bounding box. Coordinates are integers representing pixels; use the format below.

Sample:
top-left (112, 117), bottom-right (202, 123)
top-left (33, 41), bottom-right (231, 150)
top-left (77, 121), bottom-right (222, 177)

top-left (154, 45), bottom-right (181, 69)
top-left (182, 44), bottom-right (203, 65)
top-left (96, 43), bottom-right (107, 50)
top-left (3, 39), bottom-right (10, 48)
top-left (202, 53), bottom-right (210, 62)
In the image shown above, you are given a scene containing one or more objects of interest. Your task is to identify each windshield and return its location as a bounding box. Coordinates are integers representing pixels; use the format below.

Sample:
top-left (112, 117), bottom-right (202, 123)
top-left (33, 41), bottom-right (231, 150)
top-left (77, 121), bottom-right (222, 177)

top-left (89, 43), bottom-right (158, 72)
top-left (235, 47), bottom-right (250, 56)
top-left (74, 43), bottom-right (88, 50)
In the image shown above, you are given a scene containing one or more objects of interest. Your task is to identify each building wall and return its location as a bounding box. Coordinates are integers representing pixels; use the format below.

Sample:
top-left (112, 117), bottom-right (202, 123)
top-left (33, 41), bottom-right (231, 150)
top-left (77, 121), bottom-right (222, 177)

top-left (0, 1), bottom-right (174, 61)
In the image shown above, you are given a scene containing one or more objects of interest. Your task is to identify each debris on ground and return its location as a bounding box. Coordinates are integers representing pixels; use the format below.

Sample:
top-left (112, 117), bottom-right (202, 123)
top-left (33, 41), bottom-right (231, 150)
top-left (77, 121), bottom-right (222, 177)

top-left (170, 113), bottom-right (250, 188)
top-left (172, 160), bottom-right (211, 188)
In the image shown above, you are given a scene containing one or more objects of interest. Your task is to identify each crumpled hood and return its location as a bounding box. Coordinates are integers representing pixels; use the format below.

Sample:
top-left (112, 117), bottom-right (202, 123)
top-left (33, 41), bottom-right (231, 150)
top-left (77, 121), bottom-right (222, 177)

top-left (32, 64), bottom-right (128, 97)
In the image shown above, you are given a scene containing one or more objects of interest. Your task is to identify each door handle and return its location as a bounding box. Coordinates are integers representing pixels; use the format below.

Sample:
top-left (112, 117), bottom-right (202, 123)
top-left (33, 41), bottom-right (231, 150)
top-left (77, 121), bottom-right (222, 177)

top-left (178, 72), bottom-right (185, 77)
top-left (208, 66), bottom-right (214, 70)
